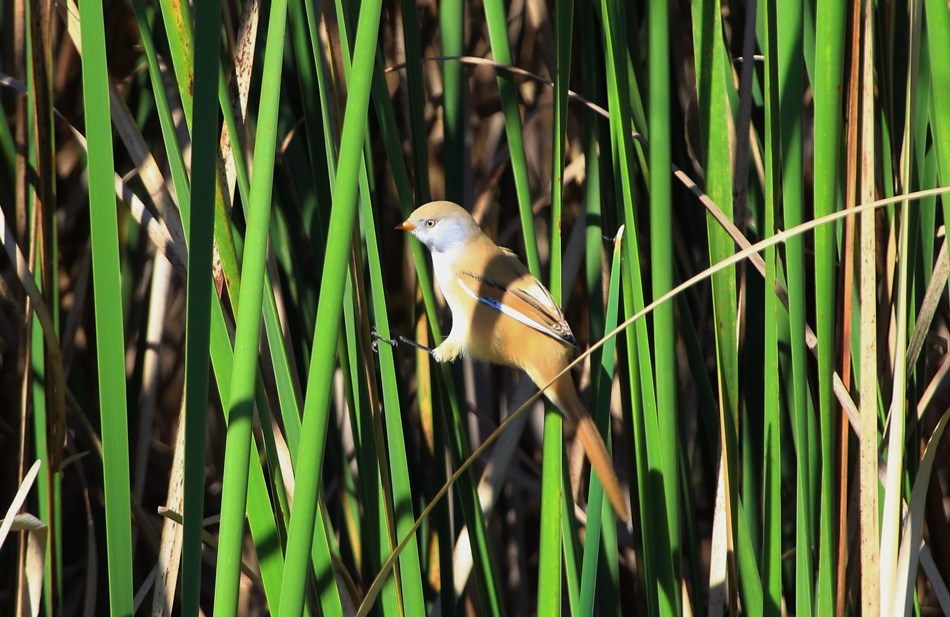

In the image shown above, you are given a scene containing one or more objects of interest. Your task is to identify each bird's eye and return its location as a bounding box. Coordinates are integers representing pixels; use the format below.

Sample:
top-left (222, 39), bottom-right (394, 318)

top-left (425, 219), bottom-right (436, 228)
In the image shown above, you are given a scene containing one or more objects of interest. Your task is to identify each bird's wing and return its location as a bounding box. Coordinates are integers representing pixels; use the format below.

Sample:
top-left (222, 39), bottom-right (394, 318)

top-left (457, 251), bottom-right (576, 347)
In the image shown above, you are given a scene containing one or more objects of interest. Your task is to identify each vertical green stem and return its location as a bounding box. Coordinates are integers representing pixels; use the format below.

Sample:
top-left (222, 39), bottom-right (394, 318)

top-left (761, 0), bottom-right (784, 613)
top-left (812, 0), bottom-right (847, 611)
top-left (181, 0), bottom-right (220, 613)
top-left (212, 0), bottom-right (288, 612)
top-left (775, 0), bottom-right (813, 611)
top-left (482, 0), bottom-right (541, 273)
top-left (648, 0), bottom-right (681, 614)
top-left (539, 0), bottom-right (575, 609)
top-left (440, 0), bottom-right (464, 202)
top-left (277, 0), bottom-right (384, 612)
top-left (78, 0), bottom-right (133, 610)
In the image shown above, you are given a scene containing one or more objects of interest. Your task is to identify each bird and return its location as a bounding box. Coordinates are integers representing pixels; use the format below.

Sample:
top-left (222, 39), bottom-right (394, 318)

top-left (390, 200), bottom-right (629, 521)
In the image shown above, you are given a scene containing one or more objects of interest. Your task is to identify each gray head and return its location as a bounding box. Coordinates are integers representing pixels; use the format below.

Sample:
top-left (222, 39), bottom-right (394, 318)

top-left (396, 200), bottom-right (483, 254)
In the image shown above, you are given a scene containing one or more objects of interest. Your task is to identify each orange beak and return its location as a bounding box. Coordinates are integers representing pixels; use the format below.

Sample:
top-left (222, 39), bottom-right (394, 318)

top-left (395, 220), bottom-right (415, 231)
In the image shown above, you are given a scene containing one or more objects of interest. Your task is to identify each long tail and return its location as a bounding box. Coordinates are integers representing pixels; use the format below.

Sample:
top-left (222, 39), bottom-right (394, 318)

top-left (544, 372), bottom-right (630, 522)
top-left (574, 410), bottom-right (630, 522)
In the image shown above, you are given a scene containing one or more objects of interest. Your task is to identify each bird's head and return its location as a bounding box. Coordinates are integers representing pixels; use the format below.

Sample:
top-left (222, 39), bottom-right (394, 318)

top-left (396, 200), bottom-right (482, 254)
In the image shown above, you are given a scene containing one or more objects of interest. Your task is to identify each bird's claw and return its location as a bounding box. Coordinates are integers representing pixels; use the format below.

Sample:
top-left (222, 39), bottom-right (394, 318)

top-left (370, 327), bottom-right (436, 356)
top-left (370, 326), bottom-right (397, 353)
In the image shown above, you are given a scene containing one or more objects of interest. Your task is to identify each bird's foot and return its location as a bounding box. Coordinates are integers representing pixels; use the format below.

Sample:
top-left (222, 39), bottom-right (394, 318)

top-left (370, 327), bottom-right (397, 352)
top-left (370, 327), bottom-right (435, 356)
